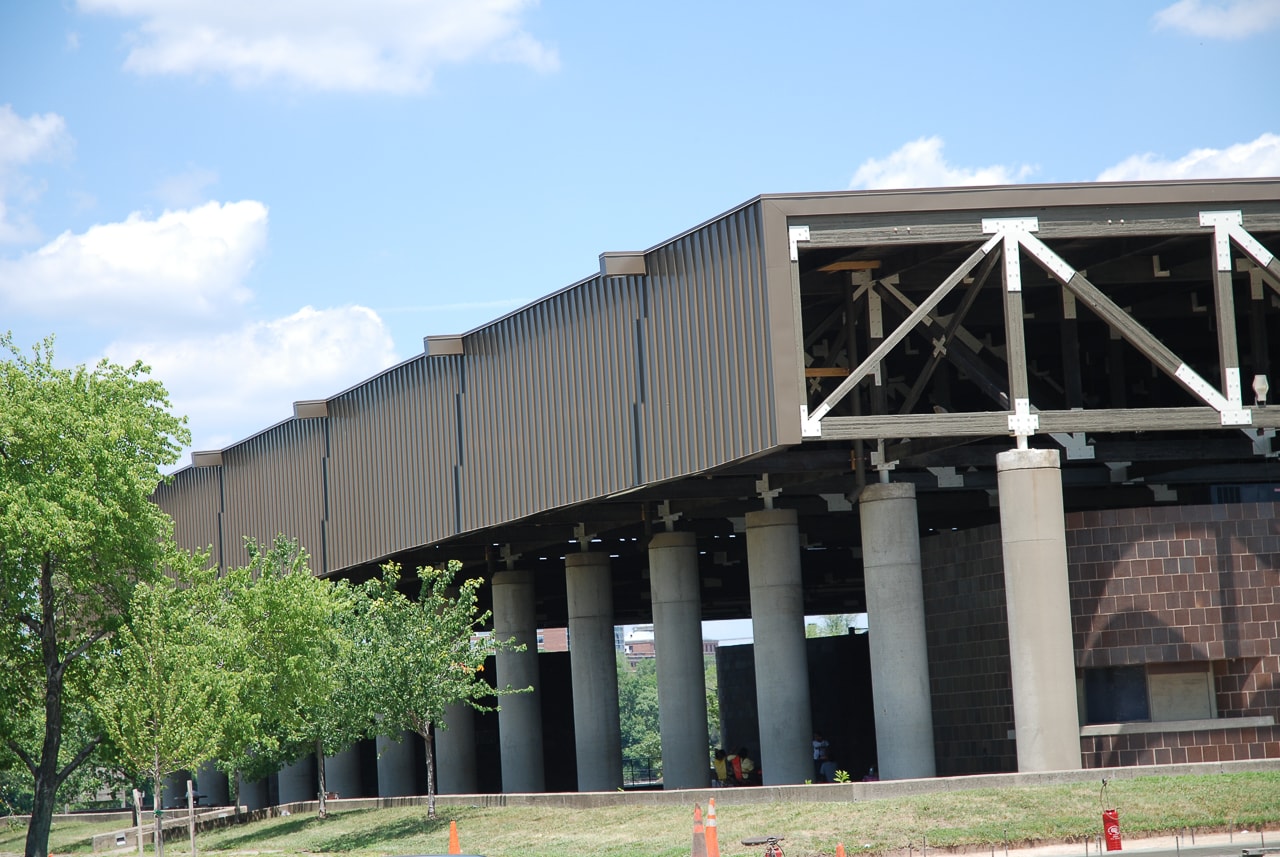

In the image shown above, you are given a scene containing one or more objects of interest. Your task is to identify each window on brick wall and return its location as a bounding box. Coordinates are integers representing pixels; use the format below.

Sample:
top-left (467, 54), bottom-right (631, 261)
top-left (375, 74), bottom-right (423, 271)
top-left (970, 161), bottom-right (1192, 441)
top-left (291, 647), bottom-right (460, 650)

top-left (1083, 663), bottom-right (1217, 724)
top-left (1148, 663), bottom-right (1217, 720)
top-left (1085, 666), bottom-right (1150, 723)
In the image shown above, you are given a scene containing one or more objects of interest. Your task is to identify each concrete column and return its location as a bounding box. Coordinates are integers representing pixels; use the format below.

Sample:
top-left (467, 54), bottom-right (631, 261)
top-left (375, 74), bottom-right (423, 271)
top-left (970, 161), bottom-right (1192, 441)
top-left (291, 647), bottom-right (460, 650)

top-left (648, 531), bottom-right (711, 789)
top-left (565, 553), bottom-right (623, 791)
top-left (161, 772), bottom-right (187, 808)
top-left (277, 754), bottom-right (316, 804)
top-left (491, 569), bottom-right (546, 792)
top-left (997, 448), bottom-right (1082, 772)
top-left (860, 482), bottom-right (937, 780)
top-left (236, 774), bottom-right (268, 811)
top-left (745, 508), bottom-right (813, 784)
top-left (376, 731), bottom-right (417, 797)
top-left (324, 745), bottom-right (362, 798)
top-left (195, 762), bottom-right (229, 806)
top-left (436, 703), bottom-right (478, 794)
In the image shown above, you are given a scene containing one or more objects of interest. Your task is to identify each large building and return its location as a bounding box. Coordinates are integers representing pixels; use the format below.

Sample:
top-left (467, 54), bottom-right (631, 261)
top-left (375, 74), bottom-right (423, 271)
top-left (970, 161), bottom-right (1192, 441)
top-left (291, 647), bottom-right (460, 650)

top-left (156, 179), bottom-right (1280, 799)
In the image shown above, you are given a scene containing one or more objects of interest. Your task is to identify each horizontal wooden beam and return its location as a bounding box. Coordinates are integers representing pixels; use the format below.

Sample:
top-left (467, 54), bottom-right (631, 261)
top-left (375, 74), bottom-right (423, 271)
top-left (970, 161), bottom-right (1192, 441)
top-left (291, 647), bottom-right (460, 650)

top-left (816, 407), bottom-right (1280, 440)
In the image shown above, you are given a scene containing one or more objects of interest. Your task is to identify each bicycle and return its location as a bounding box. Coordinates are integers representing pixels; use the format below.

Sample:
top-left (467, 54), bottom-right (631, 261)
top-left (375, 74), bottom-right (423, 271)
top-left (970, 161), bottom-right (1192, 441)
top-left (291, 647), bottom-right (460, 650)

top-left (742, 834), bottom-right (785, 857)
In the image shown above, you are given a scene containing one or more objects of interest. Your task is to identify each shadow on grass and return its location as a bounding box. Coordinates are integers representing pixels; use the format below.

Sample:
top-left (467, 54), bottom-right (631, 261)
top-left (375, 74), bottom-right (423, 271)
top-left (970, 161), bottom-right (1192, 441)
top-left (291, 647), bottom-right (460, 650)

top-left (203, 809), bottom-right (450, 853)
top-left (318, 815), bottom-right (451, 852)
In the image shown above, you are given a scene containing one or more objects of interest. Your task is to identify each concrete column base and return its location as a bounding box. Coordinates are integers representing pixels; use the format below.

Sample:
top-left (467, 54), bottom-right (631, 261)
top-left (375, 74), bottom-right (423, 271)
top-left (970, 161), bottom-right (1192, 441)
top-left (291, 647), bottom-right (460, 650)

top-left (566, 553), bottom-right (623, 791)
top-left (998, 448), bottom-right (1082, 772)
top-left (492, 569), bottom-right (546, 793)
top-left (861, 481), bottom-right (936, 780)
top-left (746, 508), bottom-right (813, 785)
top-left (649, 531), bottom-right (711, 789)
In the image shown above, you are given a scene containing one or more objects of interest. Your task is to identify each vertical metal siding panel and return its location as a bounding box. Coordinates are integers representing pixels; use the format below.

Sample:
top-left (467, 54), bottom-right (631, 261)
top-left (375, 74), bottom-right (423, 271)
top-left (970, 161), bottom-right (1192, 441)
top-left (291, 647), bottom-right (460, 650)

top-left (455, 272), bottom-right (645, 535)
top-left (153, 468), bottom-right (223, 566)
top-left (636, 204), bottom-right (775, 480)
top-left (327, 356), bottom-right (459, 570)
top-left (217, 420), bottom-right (325, 574)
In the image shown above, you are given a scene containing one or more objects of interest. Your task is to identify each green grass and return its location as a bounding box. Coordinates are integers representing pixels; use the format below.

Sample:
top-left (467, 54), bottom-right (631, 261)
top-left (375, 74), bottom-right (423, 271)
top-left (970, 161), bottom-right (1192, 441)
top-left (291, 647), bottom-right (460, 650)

top-left (0, 818), bottom-right (128, 856)
top-left (4, 772), bottom-right (1279, 857)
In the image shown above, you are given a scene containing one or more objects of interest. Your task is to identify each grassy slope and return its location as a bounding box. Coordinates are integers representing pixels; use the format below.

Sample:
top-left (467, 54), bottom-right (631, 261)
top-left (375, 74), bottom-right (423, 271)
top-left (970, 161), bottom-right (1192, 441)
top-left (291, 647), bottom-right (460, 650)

top-left (3, 772), bottom-right (1278, 857)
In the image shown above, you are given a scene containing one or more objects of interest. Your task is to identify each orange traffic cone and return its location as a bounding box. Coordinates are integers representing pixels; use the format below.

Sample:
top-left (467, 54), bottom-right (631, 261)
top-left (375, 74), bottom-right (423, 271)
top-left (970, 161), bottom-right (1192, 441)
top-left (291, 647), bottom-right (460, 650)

top-left (837, 844), bottom-right (847, 857)
top-left (705, 798), bottom-right (720, 857)
top-left (692, 803), bottom-right (708, 857)
top-left (448, 820), bottom-right (461, 855)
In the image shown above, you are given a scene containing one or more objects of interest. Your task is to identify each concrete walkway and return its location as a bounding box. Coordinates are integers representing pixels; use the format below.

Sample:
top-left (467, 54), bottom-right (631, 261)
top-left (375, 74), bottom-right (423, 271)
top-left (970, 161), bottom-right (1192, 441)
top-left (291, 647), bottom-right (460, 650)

top-left (997, 830), bottom-right (1274, 857)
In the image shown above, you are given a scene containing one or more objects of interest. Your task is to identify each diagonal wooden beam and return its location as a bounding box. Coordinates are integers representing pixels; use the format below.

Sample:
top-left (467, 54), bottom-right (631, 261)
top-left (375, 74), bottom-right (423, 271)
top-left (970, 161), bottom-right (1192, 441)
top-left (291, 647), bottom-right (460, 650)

top-left (804, 232), bottom-right (1002, 429)
top-left (1016, 231), bottom-right (1250, 425)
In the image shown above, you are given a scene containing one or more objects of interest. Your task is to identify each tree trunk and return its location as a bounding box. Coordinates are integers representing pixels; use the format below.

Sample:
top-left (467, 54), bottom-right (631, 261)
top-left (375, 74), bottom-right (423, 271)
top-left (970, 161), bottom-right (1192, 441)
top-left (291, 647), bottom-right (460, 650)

top-left (24, 558), bottom-right (66, 857)
top-left (231, 771), bottom-right (241, 823)
top-left (422, 724), bottom-right (436, 820)
top-left (154, 773), bottom-right (165, 857)
top-left (315, 740), bottom-right (327, 820)
top-left (186, 779), bottom-right (196, 857)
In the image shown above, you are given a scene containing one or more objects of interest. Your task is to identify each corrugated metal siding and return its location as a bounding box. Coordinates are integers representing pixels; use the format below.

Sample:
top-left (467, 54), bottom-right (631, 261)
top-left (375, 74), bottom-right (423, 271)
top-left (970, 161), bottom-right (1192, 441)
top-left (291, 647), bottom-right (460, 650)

top-left (219, 419), bottom-right (327, 573)
top-left (158, 201), bottom-right (783, 574)
top-left (456, 202), bottom-right (778, 533)
top-left (326, 356), bottom-right (460, 571)
top-left (639, 203), bottom-right (775, 481)
top-left (459, 275), bottom-right (646, 531)
top-left (153, 466), bottom-right (223, 569)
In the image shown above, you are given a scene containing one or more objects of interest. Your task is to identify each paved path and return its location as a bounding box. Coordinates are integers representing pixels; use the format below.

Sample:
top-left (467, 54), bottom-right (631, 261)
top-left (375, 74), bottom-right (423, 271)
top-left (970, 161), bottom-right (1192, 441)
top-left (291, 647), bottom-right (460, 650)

top-left (996, 831), bottom-right (1276, 857)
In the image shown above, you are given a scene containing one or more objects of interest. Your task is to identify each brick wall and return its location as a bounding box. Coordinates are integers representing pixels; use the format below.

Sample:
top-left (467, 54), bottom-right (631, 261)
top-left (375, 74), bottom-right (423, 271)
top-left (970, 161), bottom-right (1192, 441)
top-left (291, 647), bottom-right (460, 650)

top-left (921, 502), bottom-right (1280, 774)
top-left (1068, 502), bottom-right (1280, 669)
top-left (920, 523), bottom-right (1016, 775)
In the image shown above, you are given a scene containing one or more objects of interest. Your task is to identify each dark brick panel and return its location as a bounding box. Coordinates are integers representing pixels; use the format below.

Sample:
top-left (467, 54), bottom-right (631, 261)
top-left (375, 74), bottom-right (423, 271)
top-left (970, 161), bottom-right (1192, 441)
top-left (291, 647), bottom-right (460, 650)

top-left (921, 502), bottom-right (1279, 775)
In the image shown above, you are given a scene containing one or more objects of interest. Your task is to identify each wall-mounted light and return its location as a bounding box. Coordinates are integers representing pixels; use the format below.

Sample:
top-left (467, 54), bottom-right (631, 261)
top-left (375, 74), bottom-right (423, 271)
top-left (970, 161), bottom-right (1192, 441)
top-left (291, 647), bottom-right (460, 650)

top-left (1253, 374), bottom-right (1269, 407)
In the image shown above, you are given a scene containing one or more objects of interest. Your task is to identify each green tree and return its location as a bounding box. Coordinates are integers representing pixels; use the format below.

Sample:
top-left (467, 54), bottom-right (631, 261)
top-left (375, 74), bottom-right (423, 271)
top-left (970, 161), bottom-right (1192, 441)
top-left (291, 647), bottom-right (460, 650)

top-left (807, 613), bottom-right (859, 638)
top-left (357, 560), bottom-right (519, 819)
top-left (616, 656), bottom-right (661, 768)
top-left (211, 537), bottom-right (348, 821)
top-left (0, 335), bottom-right (189, 857)
top-left (704, 655), bottom-right (721, 750)
top-left (297, 573), bottom-right (372, 820)
top-left (94, 553), bottom-right (229, 857)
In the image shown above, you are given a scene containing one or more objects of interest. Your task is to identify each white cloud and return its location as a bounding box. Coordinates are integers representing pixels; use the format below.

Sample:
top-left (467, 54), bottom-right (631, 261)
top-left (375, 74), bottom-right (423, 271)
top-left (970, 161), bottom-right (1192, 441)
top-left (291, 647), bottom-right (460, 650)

top-left (0, 105), bottom-right (71, 167)
top-left (78, 0), bottom-right (558, 93)
top-left (0, 105), bottom-right (73, 244)
top-left (850, 137), bottom-right (1037, 190)
top-left (105, 305), bottom-right (399, 455)
top-left (152, 167), bottom-right (219, 209)
top-left (0, 200), bottom-right (266, 323)
top-left (1154, 0), bottom-right (1280, 38)
top-left (1096, 132), bottom-right (1280, 181)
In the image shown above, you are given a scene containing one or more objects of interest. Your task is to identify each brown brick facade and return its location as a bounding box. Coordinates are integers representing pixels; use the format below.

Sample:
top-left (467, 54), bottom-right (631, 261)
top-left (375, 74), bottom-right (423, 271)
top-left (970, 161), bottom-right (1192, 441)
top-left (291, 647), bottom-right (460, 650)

top-left (921, 502), bottom-right (1280, 774)
top-left (921, 523), bottom-right (1016, 775)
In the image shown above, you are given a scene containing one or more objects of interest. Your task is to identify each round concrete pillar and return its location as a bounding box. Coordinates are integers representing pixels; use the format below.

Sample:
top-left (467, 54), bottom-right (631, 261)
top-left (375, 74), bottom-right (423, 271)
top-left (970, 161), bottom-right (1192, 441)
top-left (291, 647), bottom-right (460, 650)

top-left (161, 772), bottom-right (187, 808)
top-left (860, 481), bottom-right (936, 780)
top-left (376, 731), bottom-right (417, 797)
top-left (648, 531), bottom-right (711, 789)
top-left (745, 508), bottom-right (813, 784)
top-left (997, 448), bottom-right (1082, 772)
top-left (236, 774), bottom-right (268, 811)
top-left (277, 754), bottom-right (315, 804)
top-left (195, 762), bottom-right (229, 806)
top-left (436, 703), bottom-right (478, 794)
top-left (491, 569), bottom-right (546, 793)
top-left (324, 744), bottom-right (362, 798)
top-left (565, 553), bottom-right (623, 791)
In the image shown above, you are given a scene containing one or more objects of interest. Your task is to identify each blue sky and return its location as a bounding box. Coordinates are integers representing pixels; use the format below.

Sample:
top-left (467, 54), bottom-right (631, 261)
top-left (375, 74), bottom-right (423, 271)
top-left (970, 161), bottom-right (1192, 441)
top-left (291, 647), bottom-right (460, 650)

top-left (2, 0), bottom-right (1279, 462)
